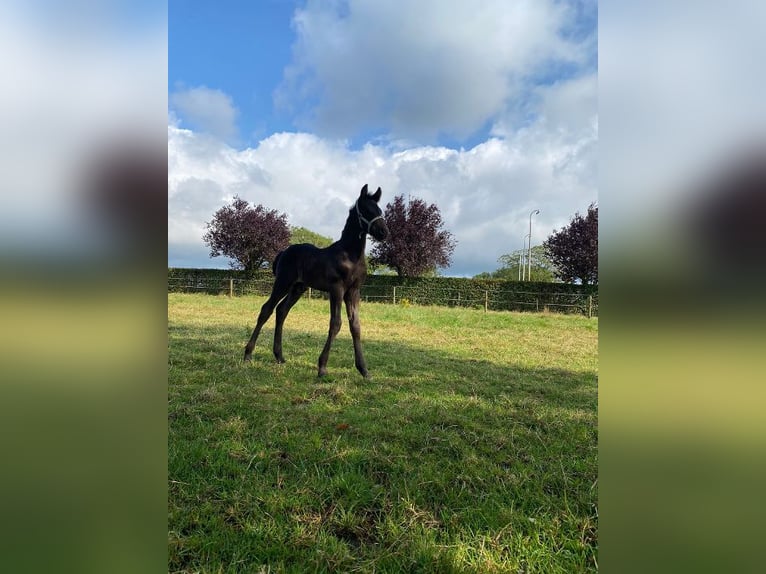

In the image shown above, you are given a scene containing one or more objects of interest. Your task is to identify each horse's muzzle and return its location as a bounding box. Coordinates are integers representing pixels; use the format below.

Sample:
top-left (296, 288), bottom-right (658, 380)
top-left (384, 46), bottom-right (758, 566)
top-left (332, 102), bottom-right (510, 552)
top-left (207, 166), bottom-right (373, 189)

top-left (370, 220), bottom-right (389, 241)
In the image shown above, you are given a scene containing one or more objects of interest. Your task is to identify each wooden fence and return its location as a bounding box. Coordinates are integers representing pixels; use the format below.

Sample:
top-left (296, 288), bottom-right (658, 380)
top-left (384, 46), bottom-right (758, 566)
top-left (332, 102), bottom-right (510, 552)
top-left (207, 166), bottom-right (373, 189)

top-left (168, 276), bottom-right (598, 317)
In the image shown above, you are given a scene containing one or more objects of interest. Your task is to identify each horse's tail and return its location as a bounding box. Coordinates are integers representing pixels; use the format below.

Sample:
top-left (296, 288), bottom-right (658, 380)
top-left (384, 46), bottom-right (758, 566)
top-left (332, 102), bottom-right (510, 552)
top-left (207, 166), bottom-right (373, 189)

top-left (272, 251), bottom-right (283, 275)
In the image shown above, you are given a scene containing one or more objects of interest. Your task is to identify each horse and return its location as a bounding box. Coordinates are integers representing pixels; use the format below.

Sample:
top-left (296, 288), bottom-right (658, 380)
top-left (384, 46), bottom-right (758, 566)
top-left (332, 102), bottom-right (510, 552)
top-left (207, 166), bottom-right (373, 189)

top-left (244, 184), bottom-right (389, 378)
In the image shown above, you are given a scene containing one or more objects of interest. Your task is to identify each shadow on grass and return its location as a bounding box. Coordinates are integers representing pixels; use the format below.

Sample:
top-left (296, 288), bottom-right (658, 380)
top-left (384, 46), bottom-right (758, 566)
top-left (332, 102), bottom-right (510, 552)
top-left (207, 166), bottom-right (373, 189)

top-left (169, 319), bottom-right (596, 415)
top-left (168, 319), bottom-right (598, 573)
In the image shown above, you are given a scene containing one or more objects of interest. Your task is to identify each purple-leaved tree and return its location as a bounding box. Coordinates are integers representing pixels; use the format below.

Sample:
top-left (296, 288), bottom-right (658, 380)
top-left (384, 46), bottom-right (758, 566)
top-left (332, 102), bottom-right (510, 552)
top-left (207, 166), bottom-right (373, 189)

top-left (370, 195), bottom-right (457, 276)
top-left (203, 196), bottom-right (290, 273)
top-left (543, 203), bottom-right (598, 285)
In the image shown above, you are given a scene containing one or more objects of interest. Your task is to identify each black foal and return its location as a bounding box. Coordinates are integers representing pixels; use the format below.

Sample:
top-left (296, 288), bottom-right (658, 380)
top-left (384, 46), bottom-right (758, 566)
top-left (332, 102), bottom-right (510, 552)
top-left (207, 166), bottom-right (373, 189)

top-left (244, 184), bottom-right (389, 378)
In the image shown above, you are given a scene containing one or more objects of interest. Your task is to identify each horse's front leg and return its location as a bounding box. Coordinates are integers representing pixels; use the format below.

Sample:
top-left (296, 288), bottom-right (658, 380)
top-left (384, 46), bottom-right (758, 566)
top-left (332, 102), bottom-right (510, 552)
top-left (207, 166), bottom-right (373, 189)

top-left (344, 289), bottom-right (369, 379)
top-left (317, 287), bottom-right (343, 378)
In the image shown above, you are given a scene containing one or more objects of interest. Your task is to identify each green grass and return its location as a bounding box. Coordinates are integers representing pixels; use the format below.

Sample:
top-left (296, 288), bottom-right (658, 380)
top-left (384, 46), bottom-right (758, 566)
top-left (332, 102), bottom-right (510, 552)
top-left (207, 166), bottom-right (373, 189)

top-left (168, 293), bottom-right (598, 573)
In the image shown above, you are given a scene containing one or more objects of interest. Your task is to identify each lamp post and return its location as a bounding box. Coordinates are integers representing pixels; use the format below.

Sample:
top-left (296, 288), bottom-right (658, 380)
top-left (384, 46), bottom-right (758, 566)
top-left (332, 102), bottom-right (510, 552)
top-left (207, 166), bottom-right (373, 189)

top-left (528, 209), bottom-right (540, 282)
top-left (521, 233), bottom-right (530, 281)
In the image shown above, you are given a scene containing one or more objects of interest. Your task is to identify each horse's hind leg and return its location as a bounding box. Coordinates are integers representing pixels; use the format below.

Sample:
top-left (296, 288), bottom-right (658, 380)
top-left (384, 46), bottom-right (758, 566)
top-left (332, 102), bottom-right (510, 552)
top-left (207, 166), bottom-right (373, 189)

top-left (272, 283), bottom-right (306, 363)
top-left (243, 276), bottom-right (292, 361)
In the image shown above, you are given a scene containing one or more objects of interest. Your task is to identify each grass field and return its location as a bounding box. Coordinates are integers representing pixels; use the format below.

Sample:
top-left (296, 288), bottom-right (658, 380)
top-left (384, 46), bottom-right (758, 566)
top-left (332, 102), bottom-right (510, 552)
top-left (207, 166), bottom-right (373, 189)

top-left (168, 293), bottom-right (598, 573)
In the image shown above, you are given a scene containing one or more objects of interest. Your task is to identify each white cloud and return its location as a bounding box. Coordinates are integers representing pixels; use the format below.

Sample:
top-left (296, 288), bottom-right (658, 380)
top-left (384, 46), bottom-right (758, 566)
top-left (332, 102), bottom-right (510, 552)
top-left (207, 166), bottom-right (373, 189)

top-left (169, 0), bottom-right (598, 276)
top-left (169, 74), bottom-right (596, 276)
top-left (170, 86), bottom-right (240, 143)
top-left (276, 0), bottom-right (592, 141)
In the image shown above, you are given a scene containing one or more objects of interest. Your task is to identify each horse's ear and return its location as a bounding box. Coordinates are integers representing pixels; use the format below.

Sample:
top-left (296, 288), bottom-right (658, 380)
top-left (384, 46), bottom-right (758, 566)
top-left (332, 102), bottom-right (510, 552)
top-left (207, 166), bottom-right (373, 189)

top-left (360, 184), bottom-right (369, 198)
top-left (372, 187), bottom-right (382, 202)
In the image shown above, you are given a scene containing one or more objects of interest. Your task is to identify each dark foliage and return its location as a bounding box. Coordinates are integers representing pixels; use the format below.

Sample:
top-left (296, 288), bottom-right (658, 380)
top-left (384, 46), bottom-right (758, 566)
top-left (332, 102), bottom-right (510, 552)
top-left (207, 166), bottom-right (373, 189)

top-left (203, 196), bottom-right (290, 273)
top-left (370, 195), bottom-right (457, 277)
top-left (543, 203), bottom-right (598, 285)
top-left (689, 151), bottom-right (766, 283)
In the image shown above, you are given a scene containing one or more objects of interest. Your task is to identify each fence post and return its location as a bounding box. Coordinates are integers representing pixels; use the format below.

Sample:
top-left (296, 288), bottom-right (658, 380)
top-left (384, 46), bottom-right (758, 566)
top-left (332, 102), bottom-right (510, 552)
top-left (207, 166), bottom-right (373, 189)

top-left (393, 286), bottom-right (397, 305)
top-left (229, 278), bottom-right (234, 297)
top-left (308, 287), bottom-right (312, 300)
top-left (588, 295), bottom-right (592, 318)
top-left (484, 290), bottom-right (488, 312)
top-left (536, 298), bottom-right (539, 312)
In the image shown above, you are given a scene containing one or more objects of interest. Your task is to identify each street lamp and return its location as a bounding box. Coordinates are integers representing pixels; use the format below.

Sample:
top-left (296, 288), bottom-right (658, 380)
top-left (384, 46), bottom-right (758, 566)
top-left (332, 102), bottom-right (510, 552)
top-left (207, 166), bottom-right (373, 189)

top-left (518, 242), bottom-right (523, 281)
top-left (528, 209), bottom-right (540, 281)
top-left (521, 233), bottom-right (530, 281)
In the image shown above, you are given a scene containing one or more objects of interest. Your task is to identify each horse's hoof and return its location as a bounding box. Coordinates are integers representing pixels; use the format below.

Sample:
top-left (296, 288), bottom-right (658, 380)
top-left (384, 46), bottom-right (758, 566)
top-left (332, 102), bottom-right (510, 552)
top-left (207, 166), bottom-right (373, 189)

top-left (275, 357), bottom-right (286, 364)
top-left (356, 366), bottom-right (370, 379)
top-left (243, 354), bottom-right (252, 362)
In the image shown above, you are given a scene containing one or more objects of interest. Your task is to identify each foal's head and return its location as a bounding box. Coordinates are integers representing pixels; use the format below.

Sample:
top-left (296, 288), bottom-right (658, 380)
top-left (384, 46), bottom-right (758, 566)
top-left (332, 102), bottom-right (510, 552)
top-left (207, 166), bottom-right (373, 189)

top-left (356, 184), bottom-right (389, 241)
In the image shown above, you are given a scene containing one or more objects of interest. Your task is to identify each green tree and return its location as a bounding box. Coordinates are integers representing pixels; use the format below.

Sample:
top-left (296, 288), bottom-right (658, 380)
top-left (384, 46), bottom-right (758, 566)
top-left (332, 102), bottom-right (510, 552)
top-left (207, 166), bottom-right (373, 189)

top-left (474, 245), bottom-right (558, 282)
top-left (290, 226), bottom-right (333, 248)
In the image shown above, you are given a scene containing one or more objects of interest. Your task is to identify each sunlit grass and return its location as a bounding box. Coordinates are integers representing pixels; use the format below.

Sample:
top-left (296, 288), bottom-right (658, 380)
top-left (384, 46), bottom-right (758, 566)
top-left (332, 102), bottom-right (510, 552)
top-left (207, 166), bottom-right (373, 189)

top-left (169, 293), bottom-right (598, 573)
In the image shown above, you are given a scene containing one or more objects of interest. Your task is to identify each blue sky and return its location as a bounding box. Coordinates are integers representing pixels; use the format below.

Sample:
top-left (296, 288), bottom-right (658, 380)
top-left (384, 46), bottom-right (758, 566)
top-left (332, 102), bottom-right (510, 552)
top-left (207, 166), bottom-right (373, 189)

top-left (170, 0), bottom-right (298, 146)
top-left (2, 0), bottom-right (764, 282)
top-left (168, 0), bottom-right (599, 276)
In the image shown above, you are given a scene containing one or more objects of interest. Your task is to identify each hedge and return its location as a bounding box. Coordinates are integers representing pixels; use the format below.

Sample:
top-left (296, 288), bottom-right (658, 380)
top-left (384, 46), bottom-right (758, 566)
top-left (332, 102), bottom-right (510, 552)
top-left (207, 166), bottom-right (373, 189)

top-left (168, 267), bottom-right (272, 296)
top-left (168, 268), bottom-right (598, 316)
